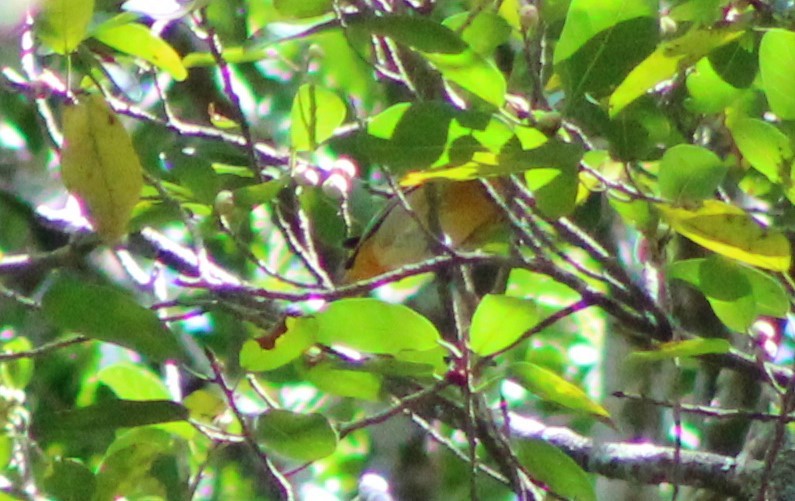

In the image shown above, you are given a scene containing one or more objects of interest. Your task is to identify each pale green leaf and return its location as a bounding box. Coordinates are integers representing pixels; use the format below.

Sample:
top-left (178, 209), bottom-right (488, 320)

top-left (315, 299), bottom-right (440, 354)
top-left (629, 338), bottom-right (732, 363)
top-left (256, 410), bottom-right (338, 462)
top-left (97, 363), bottom-right (171, 401)
top-left (516, 439), bottom-right (596, 501)
top-left (305, 362), bottom-right (382, 401)
top-left (37, 0), bottom-right (95, 54)
top-left (470, 295), bottom-right (538, 356)
top-left (760, 29), bottom-right (795, 120)
top-left (291, 84), bottom-right (347, 151)
top-left (659, 144), bottom-right (726, 203)
top-left (509, 362), bottom-right (611, 421)
top-left (93, 19), bottom-right (187, 81)
top-left (240, 317), bottom-right (317, 372)
top-left (730, 118), bottom-right (793, 185)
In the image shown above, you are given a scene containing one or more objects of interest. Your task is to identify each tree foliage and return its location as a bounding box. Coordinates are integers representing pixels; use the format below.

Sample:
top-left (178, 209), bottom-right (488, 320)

top-left (1, 0), bottom-right (795, 499)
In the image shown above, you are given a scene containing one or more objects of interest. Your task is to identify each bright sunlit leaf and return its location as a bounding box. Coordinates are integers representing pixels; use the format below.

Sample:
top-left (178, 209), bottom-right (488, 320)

top-left (92, 18), bottom-right (188, 81)
top-left (97, 363), bottom-right (170, 401)
top-left (629, 338), bottom-right (732, 363)
top-left (509, 362), bottom-right (611, 422)
top-left (759, 29), bottom-right (795, 120)
top-left (609, 27), bottom-right (743, 116)
top-left (290, 83), bottom-right (347, 151)
top-left (240, 317), bottom-right (318, 372)
top-left (658, 200), bottom-right (791, 271)
top-left (315, 299), bottom-right (440, 354)
top-left (470, 295), bottom-right (539, 356)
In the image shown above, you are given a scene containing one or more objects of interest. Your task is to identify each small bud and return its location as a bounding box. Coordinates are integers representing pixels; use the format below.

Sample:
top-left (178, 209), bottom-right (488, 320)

top-left (660, 15), bottom-right (677, 37)
top-left (519, 4), bottom-right (539, 33)
top-left (214, 190), bottom-right (236, 218)
top-left (534, 111), bottom-right (562, 136)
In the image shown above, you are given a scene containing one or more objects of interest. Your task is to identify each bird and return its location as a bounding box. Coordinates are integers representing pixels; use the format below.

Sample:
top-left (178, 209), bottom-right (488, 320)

top-left (343, 180), bottom-right (505, 282)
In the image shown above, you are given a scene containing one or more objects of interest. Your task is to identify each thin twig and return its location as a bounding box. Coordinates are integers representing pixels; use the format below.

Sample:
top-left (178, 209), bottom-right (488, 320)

top-left (205, 350), bottom-right (294, 500)
top-left (0, 336), bottom-right (90, 361)
top-left (195, 8), bottom-right (263, 182)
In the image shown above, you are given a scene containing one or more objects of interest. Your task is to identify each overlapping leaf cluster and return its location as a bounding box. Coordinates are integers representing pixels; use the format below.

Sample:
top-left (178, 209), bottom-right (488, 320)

top-left (1, 0), bottom-right (795, 499)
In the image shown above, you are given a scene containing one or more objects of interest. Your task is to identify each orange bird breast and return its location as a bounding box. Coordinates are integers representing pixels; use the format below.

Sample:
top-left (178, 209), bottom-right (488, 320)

top-left (344, 180), bottom-right (504, 282)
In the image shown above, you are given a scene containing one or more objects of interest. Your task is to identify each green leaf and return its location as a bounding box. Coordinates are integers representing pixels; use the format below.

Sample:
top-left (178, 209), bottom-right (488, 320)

top-left (362, 103), bottom-right (448, 171)
top-left (658, 201), bottom-right (791, 271)
top-left (256, 410), bottom-right (338, 462)
top-left (273, 0), bottom-right (332, 18)
top-left (730, 118), bottom-right (793, 186)
top-left (291, 84), bottom-right (347, 151)
top-left (607, 96), bottom-right (674, 161)
top-left (470, 295), bottom-right (539, 356)
top-left (97, 363), bottom-right (171, 401)
top-left (364, 102), bottom-right (516, 175)
top-left (443, 12), bottom-right (512, 56)
top-left (400, 134), bottom-right (583, 189)
top-left (668, 257), bottom-right (789, 331)
top-left (183, 389), bottom-right (226, 422)
top-left (686, 58), bottom-right (743, 114)
top-left (629, 338), bottom-right (732, 363)
top-left (37, 0), bottom-right (95, 54)
top-left (659, 144), bottom-right (726, 203)
top-left (0, 337), bottom-right (33, 390)
top-left (609, 197), bottom-right (658, 235)
top-left (41, 274), bottom-right (189, 363)
top-left (305, 362), bottom-right (382, 401)
top-left (0, 436), bottom-right (11, 470)
top-left (698, 254), bottom-right (752, 301)
top-left (353, 15), bottom-right (468, 54)
top-left (92, 19), bottom-right (188, 81)
top-left (352, 16), bottom-right (505, 106)
top-left (759, 29), bottom-right (795, 120)
top-left (240, 317), bottom-right (318, 372)
top-left (94, 428), bottom-right (183, 501)
top-left (524, 155), bottom-right (580, 218)
top-left (42, 458), bottom-right (96, 501)
top-left (33, 400), bottom-right (188, 439)
top-left (424, 49), bottom-right (507, 107)
top-left (609, 27), bottom-right (743, 116)
top-left (708, 37), bottom-right (757, 88)
top-left (555, 1), bottom-right (658, 100)
top-left (554, 0), bottom-right (655, 64)
top-left (315, 299), bottom-right (440, 354)
top-left (515, 439), bottom-right (596, 501)
top-left (233, 178), bottom-right (288, 209)
top-left (743, 266), bottom-right (790, 317)
top-left (509, 363), bottom-right (611, 421)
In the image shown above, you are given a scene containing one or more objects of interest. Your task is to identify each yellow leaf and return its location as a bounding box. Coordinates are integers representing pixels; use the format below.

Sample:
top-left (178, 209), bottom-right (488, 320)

top-left (60, 95), bottom-right (143, 243)
top-left (658, 201), bottom-right (791, 271)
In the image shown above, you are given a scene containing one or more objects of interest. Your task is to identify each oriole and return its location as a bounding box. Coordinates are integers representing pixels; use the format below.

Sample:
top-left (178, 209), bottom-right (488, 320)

top-left (344, 180), bottom-right (505, 282)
